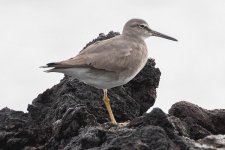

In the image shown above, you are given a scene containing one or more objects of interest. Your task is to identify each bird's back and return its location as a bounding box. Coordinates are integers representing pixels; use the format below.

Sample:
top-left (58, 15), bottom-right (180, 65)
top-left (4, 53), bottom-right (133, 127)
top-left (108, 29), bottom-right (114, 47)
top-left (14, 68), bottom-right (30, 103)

top-left (43, 34), bottom-right (148, 89)
top-left (77, 35), bottom-right (148, 75)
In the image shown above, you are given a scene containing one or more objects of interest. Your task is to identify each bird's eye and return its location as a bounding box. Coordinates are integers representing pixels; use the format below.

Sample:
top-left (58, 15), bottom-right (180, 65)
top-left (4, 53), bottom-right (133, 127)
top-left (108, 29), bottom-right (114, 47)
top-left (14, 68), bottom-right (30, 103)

top-left (139, 24), bottom-right (145, 28)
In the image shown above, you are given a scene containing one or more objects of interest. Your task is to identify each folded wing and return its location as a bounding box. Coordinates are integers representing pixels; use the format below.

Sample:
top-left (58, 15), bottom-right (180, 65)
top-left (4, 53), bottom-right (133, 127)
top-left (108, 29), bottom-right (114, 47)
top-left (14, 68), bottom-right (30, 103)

top-left (43, 36), bottom-right (134, 73)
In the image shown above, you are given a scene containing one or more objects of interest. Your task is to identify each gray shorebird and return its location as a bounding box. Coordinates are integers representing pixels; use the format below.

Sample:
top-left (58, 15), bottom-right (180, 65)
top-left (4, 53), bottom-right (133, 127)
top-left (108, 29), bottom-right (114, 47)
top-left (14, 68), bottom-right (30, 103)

top-left (41, 19), bottom-right (177, 124)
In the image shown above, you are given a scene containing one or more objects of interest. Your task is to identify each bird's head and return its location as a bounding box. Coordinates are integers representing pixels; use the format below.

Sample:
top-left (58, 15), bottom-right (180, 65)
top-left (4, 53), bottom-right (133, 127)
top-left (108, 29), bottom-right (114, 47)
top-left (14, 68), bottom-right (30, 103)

top-left (122, 18), bottom-right (177, 41)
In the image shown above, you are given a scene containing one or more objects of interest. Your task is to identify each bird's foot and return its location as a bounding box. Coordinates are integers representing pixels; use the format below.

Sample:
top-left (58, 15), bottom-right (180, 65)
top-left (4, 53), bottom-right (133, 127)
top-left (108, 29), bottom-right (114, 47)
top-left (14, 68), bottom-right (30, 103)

top-left (117, 121), bottom-right (130, 127)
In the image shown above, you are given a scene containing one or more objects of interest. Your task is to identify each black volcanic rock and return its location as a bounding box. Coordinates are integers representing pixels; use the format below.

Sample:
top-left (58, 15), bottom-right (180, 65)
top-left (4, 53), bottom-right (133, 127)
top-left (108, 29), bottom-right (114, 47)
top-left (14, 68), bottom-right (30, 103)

top-left (169, 101), bottom-right (225, 140)
top-left (0, 31), bottom-right (225, 150)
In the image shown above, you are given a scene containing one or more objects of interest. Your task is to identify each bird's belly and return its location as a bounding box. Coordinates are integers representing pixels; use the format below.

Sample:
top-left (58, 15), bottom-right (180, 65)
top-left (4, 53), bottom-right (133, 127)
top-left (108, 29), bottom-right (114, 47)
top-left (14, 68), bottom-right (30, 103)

top-left (56, 53), bottom-right (148, 89)
top-left (86, 79), bottom-right (126, 89)
top-left (81, 74), bottom-right (126, 89)
top-left (58, 67), bottom-right (124, 89)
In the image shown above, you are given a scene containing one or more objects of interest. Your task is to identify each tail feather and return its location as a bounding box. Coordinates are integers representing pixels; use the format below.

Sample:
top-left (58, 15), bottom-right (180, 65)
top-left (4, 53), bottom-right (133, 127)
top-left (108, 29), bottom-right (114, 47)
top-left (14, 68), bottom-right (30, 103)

top-left (39, 62), bottom-right (59, 68)
top-left (44, 68), bottom-right (56, 73)
top-left (40, 62), bottom-right (87, 73)
top-left (39, 65), bottom-right (49, 68)
top-left (46, 62), bottom-right (58, 67)
top-left (40, 62), bottom-right (59, 73)
top-left (40, 62), bottom-right (72, 73)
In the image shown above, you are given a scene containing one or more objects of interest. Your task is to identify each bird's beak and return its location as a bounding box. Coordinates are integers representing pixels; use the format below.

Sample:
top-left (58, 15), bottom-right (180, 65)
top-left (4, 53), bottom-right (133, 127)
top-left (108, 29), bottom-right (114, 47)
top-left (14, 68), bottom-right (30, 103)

top-left (148, 28), bottom-right (178, 41)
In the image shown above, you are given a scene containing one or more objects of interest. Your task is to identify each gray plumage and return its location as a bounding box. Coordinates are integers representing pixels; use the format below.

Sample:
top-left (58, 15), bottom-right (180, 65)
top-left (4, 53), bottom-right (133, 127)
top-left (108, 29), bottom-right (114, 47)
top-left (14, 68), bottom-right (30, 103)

top-left (42, 18), bottom-right (177, 89)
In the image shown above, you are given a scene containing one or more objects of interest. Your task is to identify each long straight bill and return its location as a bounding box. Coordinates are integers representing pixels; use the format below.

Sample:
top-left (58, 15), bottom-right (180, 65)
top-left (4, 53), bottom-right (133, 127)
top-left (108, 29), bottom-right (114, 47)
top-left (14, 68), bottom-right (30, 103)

top-left (151, 30), bottom-right (178, 41)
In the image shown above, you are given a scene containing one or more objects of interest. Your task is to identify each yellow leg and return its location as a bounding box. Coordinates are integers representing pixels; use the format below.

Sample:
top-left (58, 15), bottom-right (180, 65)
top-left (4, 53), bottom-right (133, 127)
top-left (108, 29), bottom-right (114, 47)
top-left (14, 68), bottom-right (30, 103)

top-left (103, 89), bottom-right (117, 124)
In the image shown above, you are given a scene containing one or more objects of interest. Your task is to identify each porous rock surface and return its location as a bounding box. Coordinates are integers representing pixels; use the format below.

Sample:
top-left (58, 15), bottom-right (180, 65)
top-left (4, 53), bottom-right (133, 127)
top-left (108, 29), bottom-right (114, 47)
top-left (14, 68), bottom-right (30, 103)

top-left (0, 32), bottom-right (225, 150)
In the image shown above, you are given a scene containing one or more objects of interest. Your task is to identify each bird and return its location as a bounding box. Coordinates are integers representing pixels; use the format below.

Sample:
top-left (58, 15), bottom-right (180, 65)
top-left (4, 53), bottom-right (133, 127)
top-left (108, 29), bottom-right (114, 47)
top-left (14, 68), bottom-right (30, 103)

top-left (41, 18), bottom-right (177, 125)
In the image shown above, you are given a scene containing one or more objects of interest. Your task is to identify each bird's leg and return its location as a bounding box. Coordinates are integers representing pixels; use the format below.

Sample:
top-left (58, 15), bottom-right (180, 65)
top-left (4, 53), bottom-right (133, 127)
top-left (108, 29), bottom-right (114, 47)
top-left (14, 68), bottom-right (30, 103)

top-left (103, 89), bottom-right (117, 124)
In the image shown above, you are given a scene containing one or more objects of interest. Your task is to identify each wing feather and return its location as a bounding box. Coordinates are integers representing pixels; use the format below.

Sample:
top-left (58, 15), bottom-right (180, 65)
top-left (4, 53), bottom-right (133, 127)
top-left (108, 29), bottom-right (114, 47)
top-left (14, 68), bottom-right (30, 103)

top-left (46, 35), bottom-right (134, 72)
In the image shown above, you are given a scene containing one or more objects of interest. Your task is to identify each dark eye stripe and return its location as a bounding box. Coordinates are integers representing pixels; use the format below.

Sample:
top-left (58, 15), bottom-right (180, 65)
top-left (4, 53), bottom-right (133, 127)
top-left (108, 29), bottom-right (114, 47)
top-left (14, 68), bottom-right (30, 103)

top-left (139, 24), bottom-right (145, 28)
top-left (130, 24), bottom-right (147, 29)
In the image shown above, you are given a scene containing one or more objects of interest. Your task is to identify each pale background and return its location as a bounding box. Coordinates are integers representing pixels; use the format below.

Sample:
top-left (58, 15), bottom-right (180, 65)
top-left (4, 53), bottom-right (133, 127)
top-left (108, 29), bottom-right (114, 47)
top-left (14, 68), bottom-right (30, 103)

top-left (0, 0), bottom-right (224, 112)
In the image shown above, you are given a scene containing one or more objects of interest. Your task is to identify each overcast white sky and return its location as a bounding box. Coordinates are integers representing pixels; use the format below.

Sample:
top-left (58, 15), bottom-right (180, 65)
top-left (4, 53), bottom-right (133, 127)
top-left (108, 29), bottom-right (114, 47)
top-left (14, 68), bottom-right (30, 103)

top-left (0, 0), bottom-right (225, 112)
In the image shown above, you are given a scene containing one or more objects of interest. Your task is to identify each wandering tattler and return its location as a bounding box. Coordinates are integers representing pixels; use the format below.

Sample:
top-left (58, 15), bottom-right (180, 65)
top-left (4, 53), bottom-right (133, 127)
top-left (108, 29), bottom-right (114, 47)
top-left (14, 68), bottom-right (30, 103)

top-left (41, 18), bottom-right (177, 124)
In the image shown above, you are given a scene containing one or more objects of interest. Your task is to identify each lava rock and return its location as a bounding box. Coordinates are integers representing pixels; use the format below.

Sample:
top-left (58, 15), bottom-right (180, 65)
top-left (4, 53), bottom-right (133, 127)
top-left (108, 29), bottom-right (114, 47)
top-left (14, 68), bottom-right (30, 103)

top-left (0, 107), bottom-right (28, 131)
top-left (57, 109), bottom-right (187, 150)
top-left (104, 126), bottom-right (176, 150)
top-left (183, 134), bottom-right (225, 150)
top-left (197, 134), bottom-right (225, 149)
top-left (128, 108), bottom-right (189, 150)
top-left (169, 101), bottom-right (225, 140)
top-left (1, 31), bottom-right (225, 150)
